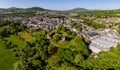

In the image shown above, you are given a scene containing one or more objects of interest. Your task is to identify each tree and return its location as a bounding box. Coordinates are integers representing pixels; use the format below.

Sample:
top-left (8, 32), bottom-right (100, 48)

top-left (74, 54), bottom-right (84, 65)
top-left (58, 26), bottom-right (67, 32)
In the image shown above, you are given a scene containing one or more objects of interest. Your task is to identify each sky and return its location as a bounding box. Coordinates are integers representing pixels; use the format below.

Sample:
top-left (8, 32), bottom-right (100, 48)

top-left (0, 0), bottom-right (120, 10)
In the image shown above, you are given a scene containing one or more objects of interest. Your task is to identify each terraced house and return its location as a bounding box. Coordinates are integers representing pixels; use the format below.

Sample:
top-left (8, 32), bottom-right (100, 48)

top-left (89, 29), bottom-right (120, 53)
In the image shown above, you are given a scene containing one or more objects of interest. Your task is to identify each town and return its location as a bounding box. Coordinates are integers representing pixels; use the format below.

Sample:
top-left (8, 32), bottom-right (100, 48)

top-left (1, 6), bottom-right (120, 70)
top-left (1, 11), bottom-right (120, 54)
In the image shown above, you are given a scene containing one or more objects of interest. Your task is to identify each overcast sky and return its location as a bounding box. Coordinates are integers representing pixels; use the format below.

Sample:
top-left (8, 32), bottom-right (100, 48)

top-left (0, 0), bottom-right (120, 10)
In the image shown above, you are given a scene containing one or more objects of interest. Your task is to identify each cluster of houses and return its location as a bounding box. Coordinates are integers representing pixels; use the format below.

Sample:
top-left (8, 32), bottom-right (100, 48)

top-left (26, 16), bottom-right (65, 31)
top-left (94, 17), bottom-right (120, 29)
top-left (2, 12), bottom-right (82, 31)
top-left (94, 17), bottom-right (120, 24)
top-left (85, 29), bottom-right (120, 53)
top-left (2, 16), bottom-right (65, 31)
top-left (80, 20), bottom-right (120, 53)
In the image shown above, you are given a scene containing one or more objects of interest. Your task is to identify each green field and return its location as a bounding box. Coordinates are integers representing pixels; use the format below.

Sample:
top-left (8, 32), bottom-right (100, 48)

top-left (7, 35), bottom-right (26, 49)
top-left (0, 39), bottom-right (18, 70)
top-left (19, 31), bottom-right (35, 41)
top-left (57, 41), bottom-right (70, 48)
top-left (52, 36), bottom-right (87, 51)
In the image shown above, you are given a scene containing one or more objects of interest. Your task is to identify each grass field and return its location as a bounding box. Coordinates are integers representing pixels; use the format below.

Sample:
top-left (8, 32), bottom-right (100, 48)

top-left (0, 39), bottom-right (18, 70)
top-left (54, 36), bottom-right (87, 51)
top-left (57, 41), bottom-right (70, 48)
top-left (19, 31), bottom-right (35, 41)
top-left (7, 35), bottom-right (26, 49)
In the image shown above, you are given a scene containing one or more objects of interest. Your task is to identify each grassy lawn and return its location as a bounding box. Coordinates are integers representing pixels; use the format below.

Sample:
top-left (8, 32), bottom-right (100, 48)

top-left (57, 40), bottom-right (79, 50)
top-left (7, 35), bottom-right (26, 49)
top-left (0, 39), bottom-right (18, 70)
top-left (19, 31), bottom-right (35, 41)
top-left (53, 36), bottom-right (87, 51)
top-left (57, 41), bottom-right (70, 48)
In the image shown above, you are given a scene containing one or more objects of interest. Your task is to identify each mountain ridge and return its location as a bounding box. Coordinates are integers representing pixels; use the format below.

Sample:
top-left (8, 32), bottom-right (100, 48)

top-left (0, 7), bottom-right (120, 12)
top-left (0, 7), bottom-right (88, 12)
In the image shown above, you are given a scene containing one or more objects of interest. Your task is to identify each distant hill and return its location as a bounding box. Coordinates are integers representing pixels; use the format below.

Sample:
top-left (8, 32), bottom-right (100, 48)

top-left (68, 8), bottom-right (88, 12)
top-left (24, 7), bottom-right (46, 12)
top-left (0, 7), bottom-right (23, 12)
top-left (0, 7), bottom-right (47, 12)
top-left (5, 7), bottom-right (23, 12)
top-left (0, 8), bottom-right (5, 11)
top-left (6, 7), bottom-right (22, 10)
